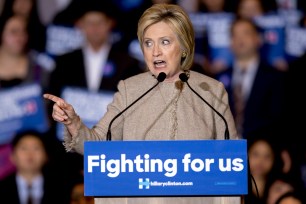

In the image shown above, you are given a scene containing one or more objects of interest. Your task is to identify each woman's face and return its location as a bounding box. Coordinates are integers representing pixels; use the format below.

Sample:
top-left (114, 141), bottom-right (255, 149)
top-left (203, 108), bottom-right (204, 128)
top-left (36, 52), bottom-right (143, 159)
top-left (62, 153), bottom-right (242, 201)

top-left (142, 21), bottom-right (183, 81)
top-left (1, 17), bottom-right (28, 54)
top-left (248, 140), bottom-right (274, 177)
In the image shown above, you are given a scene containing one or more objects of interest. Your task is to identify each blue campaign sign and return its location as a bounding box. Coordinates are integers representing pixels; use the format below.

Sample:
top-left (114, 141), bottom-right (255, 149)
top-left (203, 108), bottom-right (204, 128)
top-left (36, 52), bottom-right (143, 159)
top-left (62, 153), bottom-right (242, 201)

top-left (56, 87), bottom-right (114, 141)
top-left (46, 24), bottom-right (84, 57)
top-left (189, 12), bottom-right (234, 66)
top-left (206, 13), bottom-right (235, 68)
top-left (285, 26), bottom-right (306, 62)
top-left (84, 140), bottom-right (248, 197)
top-left (0, 83), bottom-right (49, 144)
top-left (254, 14), bottom-right (286, 66)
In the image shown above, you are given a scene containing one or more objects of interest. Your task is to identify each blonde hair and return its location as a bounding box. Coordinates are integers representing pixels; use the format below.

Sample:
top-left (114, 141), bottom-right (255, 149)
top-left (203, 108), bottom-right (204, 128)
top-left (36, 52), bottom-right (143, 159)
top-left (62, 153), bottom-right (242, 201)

top-left (137, 3), bottom-right (195, 71)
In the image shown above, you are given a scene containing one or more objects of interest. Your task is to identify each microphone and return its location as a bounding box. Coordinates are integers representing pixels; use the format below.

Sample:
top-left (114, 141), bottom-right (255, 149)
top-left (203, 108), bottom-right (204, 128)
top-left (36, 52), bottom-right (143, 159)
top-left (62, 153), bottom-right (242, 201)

top-left (179, 73), bottom-right (230, 140)
top-left (106, 72), bottom-right (167, 141)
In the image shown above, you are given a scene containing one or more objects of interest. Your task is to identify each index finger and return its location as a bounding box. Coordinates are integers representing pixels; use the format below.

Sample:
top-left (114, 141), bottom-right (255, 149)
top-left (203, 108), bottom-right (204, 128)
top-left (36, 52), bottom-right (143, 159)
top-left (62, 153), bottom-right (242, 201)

top-left (43, 93), bottom-right (64, 104)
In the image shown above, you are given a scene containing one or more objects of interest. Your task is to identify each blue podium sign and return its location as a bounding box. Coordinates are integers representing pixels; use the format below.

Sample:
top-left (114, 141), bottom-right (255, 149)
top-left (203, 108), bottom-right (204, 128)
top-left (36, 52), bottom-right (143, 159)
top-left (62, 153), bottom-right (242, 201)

top-left (84, 140), bottom-right (248, 197)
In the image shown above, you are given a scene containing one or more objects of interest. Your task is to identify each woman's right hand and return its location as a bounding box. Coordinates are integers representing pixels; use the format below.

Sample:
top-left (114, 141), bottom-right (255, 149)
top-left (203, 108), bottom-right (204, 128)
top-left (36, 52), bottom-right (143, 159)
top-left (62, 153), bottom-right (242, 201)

top-left (43, 93), bottom-right (81, 137)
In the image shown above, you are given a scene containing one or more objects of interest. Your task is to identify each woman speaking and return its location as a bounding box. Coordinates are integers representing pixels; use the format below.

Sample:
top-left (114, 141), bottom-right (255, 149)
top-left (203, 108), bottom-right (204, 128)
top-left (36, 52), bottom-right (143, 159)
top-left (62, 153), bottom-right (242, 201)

top-left (44, 3), bottom-right (240, 204)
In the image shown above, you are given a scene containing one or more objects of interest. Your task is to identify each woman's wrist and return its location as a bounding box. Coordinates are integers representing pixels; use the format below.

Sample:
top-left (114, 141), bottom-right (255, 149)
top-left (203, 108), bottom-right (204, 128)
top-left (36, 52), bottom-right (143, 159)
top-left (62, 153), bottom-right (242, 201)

top-left (66, 114), bottom-right (81, 137)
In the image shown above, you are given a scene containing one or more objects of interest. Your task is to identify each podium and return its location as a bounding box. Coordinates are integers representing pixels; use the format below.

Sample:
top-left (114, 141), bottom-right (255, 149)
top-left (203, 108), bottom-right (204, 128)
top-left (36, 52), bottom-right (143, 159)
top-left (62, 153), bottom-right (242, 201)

top-left (83, 140), bottom-right (248, 197)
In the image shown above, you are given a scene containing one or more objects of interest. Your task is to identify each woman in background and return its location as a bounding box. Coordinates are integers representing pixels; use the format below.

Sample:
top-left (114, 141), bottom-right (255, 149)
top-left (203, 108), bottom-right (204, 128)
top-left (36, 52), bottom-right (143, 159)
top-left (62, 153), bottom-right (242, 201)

top-left (0, 0), bottom-right (46, 52)
top-left (0, 15), bottom-right (50, 90)
top-left (247, 137), bottom-right (283, 204)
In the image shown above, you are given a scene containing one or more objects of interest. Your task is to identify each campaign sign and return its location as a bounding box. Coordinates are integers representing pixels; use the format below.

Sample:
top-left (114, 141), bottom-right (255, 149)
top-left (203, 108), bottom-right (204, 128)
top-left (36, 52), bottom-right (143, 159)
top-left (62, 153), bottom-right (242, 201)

top-left (189, 12), bottom-right (209, 57)
top-left (278, 9), bottom-right (303, 26)
top-left (206, 13), bottom-right (235, 68)
top-left (84, 140), bottom-right (248, 197)
top-left (285, 26), bottom-right (306, 61)
top-left (46, 24), bottom-right (84, 57)
top-left (0, 83), bottom-right (49, 145)
top-left (56, 87), bottom-right (114, 141)
top-left (254, 14), bottom-right (286, 66)
top-left (189, 12), bottom-right (235, 66)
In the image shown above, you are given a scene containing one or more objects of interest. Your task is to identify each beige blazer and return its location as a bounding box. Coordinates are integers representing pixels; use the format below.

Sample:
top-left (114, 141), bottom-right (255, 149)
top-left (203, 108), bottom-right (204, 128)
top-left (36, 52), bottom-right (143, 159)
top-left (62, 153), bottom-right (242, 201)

top-left (64, 71), bottom-right (242, 204)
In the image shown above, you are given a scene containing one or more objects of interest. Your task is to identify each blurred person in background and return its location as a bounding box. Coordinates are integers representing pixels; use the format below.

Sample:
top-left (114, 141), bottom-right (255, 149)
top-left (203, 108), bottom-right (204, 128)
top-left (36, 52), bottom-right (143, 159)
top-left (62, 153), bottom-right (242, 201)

top-left (275, 191), bottom-right (305, 204)
top-left (214, 17), bottom-right (286, 140)
top-left (0, 130), bottom-right (68, 204)
top-left (245, 137), bottom-right (283, 204)
top-left (47, 0), bottom-right (144, 97)
top-left (236, 0), bottom-right (265, 20)
top-left (0, 15), bottom-right (50, 90)
top-left (69, 171), bottom-right (94, 204)
top-left (197, 0), bottom-right (238, 13)
top-left (278, 144), bottom-right (303, 185)
top-left (236, 0), bottom-right (290, 73)
top-left (0, 0), bottom-right (46, 53)
top-left (265, 174), bottom-right (305, 204)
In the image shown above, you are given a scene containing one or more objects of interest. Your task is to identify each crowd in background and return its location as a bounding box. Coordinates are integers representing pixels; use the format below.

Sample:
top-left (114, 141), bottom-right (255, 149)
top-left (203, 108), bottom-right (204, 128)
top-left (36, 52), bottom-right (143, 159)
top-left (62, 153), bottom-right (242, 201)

top-left (0, 0), bottom-right (306, 204)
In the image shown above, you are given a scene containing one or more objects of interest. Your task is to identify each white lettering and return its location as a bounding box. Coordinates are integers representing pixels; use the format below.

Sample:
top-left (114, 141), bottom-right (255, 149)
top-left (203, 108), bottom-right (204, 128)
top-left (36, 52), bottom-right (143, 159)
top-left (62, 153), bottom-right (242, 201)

top-left (88, 154), bottom-right (178, 178)
top-left (232, 158), bottom-right (244, 171)
top-left (191, 159), bottom-right (204, 172)
top-left (182, 153), bottom-right (191, 172)
top-left (164, 159), bottom-right (177, 177)
top-left (219, 158), bottom-right (232, 171)
top-left (88, 155), bottom-right (99, 172)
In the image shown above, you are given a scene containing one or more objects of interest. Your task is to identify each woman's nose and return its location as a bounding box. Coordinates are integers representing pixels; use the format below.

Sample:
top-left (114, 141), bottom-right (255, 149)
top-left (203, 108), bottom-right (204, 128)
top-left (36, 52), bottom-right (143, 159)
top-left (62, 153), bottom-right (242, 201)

top-left (153, 45), bottom-right (161, 57)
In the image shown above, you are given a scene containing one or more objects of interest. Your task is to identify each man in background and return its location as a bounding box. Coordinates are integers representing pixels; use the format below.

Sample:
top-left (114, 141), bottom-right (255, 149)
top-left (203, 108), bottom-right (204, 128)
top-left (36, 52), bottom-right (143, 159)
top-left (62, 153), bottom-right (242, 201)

top-left (48, 0), bottom-right (143, 97)
top-left (215, 18), bottom-right (286, 140)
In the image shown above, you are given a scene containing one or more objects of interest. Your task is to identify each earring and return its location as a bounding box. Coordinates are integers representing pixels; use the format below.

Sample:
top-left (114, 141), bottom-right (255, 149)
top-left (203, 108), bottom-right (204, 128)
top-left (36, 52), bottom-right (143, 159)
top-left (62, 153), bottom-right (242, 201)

top-left (182, 51), bottom-right (187, 58)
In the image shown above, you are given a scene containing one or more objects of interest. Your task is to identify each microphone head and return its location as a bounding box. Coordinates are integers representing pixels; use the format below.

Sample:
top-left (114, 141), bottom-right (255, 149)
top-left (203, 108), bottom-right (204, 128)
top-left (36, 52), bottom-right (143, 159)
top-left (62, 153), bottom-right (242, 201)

top-left (179, 73), bottom-right (188, 82)
top-left (157, 72), bottom-right (167, 82)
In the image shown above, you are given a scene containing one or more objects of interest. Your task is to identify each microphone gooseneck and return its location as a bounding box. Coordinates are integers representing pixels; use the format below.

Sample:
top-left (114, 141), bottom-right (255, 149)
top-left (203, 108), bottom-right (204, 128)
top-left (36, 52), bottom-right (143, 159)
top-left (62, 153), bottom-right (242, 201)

top-left (106, 72), bottom-right (167, 141)
top-left (179, 73), bottom-right (230, 140)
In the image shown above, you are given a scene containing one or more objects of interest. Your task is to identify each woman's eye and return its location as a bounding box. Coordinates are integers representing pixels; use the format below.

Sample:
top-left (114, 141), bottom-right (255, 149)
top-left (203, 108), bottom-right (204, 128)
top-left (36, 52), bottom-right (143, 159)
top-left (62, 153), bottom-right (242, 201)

top-left (162, 40), bottom-right (170, 45)
top-left (145, 41), bottom-right (152, 47)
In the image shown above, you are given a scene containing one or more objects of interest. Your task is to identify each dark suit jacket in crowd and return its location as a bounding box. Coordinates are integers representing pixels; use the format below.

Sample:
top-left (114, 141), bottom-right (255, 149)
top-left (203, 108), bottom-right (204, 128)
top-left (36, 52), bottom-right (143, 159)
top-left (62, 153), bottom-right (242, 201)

top-left (48, 43), bottom-right (144, 97)
top-left (0, 172), bottom-right (69, 204)
top-left (215, 60), bottom-right (286, 140)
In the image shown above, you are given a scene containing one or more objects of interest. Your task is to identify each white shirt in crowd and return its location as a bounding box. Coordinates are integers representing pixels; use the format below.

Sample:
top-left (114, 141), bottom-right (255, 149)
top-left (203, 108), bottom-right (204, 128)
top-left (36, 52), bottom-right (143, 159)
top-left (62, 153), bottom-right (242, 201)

top-left (16, 174), bottom-right (44, 204)
top-left (83, 43), bottom-right (111, 92)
